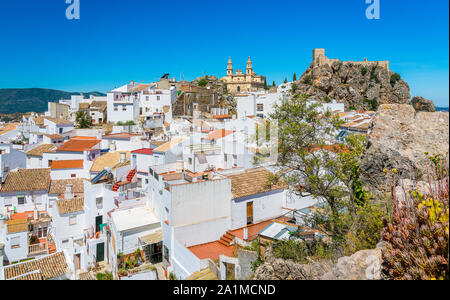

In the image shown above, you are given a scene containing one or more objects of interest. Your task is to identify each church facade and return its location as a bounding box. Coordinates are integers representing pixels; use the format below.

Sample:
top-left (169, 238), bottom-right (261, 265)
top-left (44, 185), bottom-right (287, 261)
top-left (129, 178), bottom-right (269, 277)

top-left (221, 57), bottom-right (266, 94)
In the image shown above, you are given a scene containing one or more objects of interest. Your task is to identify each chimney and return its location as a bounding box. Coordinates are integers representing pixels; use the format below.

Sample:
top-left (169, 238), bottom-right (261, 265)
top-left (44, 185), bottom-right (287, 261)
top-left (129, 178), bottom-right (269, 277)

top-left (65, 184), bottom-right (74, 200)
top-left (120, 152), bottom-right (126, 164)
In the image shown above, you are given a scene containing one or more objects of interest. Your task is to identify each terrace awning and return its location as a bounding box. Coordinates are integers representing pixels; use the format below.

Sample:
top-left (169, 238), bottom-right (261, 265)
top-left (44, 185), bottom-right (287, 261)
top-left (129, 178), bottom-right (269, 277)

top-left (139, 229), bottom-right (163, 245)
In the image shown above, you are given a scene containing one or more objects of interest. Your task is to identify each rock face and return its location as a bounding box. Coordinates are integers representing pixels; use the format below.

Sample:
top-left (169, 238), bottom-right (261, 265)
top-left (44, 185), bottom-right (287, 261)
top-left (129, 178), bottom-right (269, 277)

top-left (253, 244), bottom-right (385, 280)
top-left (253, 247), bottom-right (333, 280)
top-left (360, 104), bottom-right (449, 193)
top-left (291, 62), bottom-right (410, 110)
top-left (410, 96), bottom-right (436, 112)
top-left (321, 246), bottom-right (384, 280)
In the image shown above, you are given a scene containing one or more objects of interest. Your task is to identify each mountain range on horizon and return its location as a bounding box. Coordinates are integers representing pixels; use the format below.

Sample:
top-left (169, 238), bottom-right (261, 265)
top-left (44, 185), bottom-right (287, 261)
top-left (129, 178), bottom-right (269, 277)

top-left (0, 88), bottom-right (106, 114)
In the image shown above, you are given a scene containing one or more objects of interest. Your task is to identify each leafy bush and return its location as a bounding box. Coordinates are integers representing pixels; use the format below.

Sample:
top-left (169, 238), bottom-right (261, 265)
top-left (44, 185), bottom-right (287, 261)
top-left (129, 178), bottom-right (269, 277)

top-left (198, 78), bottom-right (208, 87)
top-left (390, 73), bottom-right (401, 87)
top-left (272, 239), bottom-right (336, 263)
top-left (302, 75), bottom-right (312, 85)
top-left (97, 272), bottom-right (113, 280)
top-left (382, 156), bottom-right (449, 280)
top-left (361, 67), bottom-right (368, 76)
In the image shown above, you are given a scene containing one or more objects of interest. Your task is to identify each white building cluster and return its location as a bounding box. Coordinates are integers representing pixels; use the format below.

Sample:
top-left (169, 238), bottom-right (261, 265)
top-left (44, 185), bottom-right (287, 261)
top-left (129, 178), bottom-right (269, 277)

top-left (0, 77), bottom-right (373, 281)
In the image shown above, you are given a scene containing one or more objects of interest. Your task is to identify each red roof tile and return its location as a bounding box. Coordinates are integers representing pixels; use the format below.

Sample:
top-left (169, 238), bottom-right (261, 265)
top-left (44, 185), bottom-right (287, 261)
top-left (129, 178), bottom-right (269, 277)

top-left (131, 148), bottom-right (153, 155)
top-left (204, 129), bottom-right (235, 141)
top-left (51, 160), bottom-right (84, 170)
top-left (188, 241), bottom-right (234, 261)
top-left (56, 139), bottom-right (100, 152)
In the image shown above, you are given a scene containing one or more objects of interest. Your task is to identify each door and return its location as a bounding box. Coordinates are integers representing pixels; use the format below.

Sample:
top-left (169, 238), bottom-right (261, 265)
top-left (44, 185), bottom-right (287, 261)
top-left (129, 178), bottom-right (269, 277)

top-left (247, 202), bottom-right (254, 225)
top-left (96, 242), bottom-right (105, 262)
top-left (74, 254), bottom-right (81, 270)
top-left (95, 215), bottom-right (103, 233)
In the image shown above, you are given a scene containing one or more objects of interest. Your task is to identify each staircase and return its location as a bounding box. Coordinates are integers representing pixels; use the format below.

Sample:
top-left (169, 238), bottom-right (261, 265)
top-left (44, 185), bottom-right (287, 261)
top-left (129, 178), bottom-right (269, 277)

top-left (218, 231), bottom-right (234, 247)
top-left (127, 169), bottom-right (136, 182)
top-left (112, 182), bottom-right (122, 192)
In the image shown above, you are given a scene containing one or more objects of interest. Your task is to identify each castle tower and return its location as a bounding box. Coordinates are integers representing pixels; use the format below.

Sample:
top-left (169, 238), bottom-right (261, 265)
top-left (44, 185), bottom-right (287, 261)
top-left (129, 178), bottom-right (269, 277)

top-left (313, 48), bottom-right (326, 65)
top-left (246, 56), bottom-right (253, 75)
top-left (227, 57), bottom-right (233, 75)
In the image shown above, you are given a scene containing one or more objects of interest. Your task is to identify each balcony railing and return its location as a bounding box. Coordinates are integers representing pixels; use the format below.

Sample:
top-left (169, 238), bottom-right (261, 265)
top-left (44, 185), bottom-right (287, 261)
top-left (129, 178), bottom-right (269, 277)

top-left (28, 243), bottom-right (48, 257)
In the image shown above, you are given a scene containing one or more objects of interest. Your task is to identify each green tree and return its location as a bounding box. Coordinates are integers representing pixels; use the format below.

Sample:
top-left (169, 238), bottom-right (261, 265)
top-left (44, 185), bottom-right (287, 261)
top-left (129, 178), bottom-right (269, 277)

top-left (264, 78), bottom-right (268, 90)
top-left (272, 81), bottom-right (276, 87)
top-left (198, 78), bottom-right (208, 87)
top-left (293, 73), bottom-right (297, 81)
top-left (75, 111), bottom-right (92, 129)
top-left (284, 77), bottom-right (288, 84)
top-left (270, 93), bottom-right (376, 245)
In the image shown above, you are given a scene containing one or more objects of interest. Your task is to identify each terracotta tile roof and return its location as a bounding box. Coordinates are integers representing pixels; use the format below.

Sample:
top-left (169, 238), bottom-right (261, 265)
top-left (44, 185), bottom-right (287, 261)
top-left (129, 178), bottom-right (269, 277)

top-left (154, 137), bottom-right (186, 153)
top-left (32, 117), bottom-right (46, 126)
top-left (90, 151), bottom-right (131, 173)
top-left (150, 140), bottom-right (166, 147)
top-left (3, 252), bottom-right (69, 280)
top-left (79, 103), bottom-right (90, 110)
top-left (44, 117), bottom-right (73, 125)
top-left (129, 84), bottom-right (153, 92)
top-left (0, 123), bottom-right (20, 136)
top-left (204, 129), bottom-right (235, 141)
top-left (49, 178), bottom-right (84, 195)
top-left (213, 115), bottom-right (232, 119)
top-left (6, 219), bottom-right (28, 234)
top-left (57, 197), bottom-right (84, 215)
top-left (50, 160), bottom-right (84, 170)
top-left (0, 169), bottom-right (51, 192)
top-left (228, 168), bottom-right (287, 199)
top-left (131, 148), bottom-right (153, 155)
top-left (309, 144), bottom-right (349, 154)
top-left (44, 134), bottom-right (64, 140)
top-left (90, 101), bottom-right (107, 112)
top-left (102, 133), bottom-right (141, 140)
top-left (56, 138), bottom-right (100, 152)
top-left (71, 136), bottom-right (98, 140)
top-left (10, 272), bottom-right (43, 280)
top-left (26, 144), bottom-right (59, 157)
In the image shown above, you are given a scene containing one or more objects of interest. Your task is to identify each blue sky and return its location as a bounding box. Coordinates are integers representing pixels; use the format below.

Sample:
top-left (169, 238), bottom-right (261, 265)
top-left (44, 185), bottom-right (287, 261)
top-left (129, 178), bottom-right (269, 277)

top-left (0, 0), bottom-right (448, 106)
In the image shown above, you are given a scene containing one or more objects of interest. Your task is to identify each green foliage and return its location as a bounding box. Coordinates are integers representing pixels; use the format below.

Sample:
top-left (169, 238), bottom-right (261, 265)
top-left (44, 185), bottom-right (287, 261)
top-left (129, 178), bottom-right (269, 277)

top-left (302, 75), bottom-right (312, 85)
top-left (361, 67), bottom-right (368, 76)
top-left (284, 77), bottom-right (288, 84)
top-left (75, 111), bottom-right (92, 128)
top-left (382, 156), bottom-right (449, 280)
top-left (169, 273), bottom-right (177, 280)
top-left (272, 239), bottom-right (335, 263)
top-left (272, 81), bottom-right (276, 87)
top-left (198, 78), bottom-right (208, 87)
top-left (97, 271), bottom-right (113, 280)
top-left (324, 96), bottom-right (331, 103)
top-left (125, 120), bottom-right (136, 126)
top-left (370, 65), bottom-right (380, 84)
top-left (390, 73), bottom-right (401, 87)
top-left (363, 97), bottom-right (379, 111)
top-left (293, 73), bottom-right (297, 81)
top-left (264, 78), bottom-right (268, 90)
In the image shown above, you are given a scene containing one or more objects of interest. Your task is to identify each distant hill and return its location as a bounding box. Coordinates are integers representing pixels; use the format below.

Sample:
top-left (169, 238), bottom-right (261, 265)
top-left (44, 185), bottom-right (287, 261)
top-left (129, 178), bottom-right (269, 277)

top-left (436, 106), bottom-right (449, 112)
top-left (0, 88), bottom-right (106, 114)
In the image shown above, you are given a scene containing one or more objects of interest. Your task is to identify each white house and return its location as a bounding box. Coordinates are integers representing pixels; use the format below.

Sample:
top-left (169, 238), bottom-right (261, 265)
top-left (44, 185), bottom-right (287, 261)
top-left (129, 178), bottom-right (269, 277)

top-left (0, 144), bottom-right (27, 182)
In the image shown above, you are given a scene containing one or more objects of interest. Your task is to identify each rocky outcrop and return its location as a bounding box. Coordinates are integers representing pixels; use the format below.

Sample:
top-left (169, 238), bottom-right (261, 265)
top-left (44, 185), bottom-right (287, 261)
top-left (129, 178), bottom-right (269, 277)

top-left (253, 246), bottom-right (333, 280)
top-left (410, 96), bottom-right (436, 112)
top-left (253, 244), bottom-right (385, 280)
top-left (321, 245), bottom-right (384, 280)
top-left (360, 104), bottom-right (449, 193)
top-left (291, 62), bottom-right (410, 110)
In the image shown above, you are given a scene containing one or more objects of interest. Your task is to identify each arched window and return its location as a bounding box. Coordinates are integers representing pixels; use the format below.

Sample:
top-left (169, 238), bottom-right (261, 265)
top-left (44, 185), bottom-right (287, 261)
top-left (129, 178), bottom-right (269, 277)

top-left (237, 86), bottom-right (240, 92)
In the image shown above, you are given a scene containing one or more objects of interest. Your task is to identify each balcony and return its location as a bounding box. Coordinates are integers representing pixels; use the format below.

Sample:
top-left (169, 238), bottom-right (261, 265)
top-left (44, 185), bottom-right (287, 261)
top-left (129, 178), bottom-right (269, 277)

top-left (28, 242), bottom-right (48, 257)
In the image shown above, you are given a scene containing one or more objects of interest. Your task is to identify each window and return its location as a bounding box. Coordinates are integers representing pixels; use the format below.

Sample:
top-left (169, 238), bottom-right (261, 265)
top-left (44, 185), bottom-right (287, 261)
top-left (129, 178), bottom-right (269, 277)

top-left (122, 105), bottom-right (127, 111)
top-left (157, 96), bottom-right (160, 101)
top-left (188, 157), bottom-right (193, 165)
top-left (17, 195), bottom-right (25, 205)
top-left (96, 197), bottom-right (103, 207)
top-left (114, 106), bottom-right (118, 112)
top-left (257, 104), bottom-right (264, 112)
top-left (224, 154), bottom-right (228, 162)
top-left (59, 128), bottom-right (63, 134)
top-left (69, 215), bottom-right (77, 226)
top-left (71, 174), bottom-right (76, 178)
top-left (11, 237), bottom-right (20, 248)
